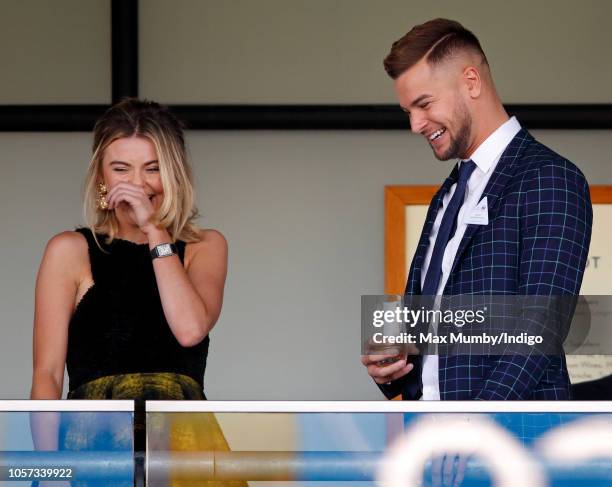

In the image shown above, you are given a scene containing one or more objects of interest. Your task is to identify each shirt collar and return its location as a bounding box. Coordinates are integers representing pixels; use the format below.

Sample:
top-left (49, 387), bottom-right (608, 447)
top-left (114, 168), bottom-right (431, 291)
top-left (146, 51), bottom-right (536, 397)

top-left (460, 116), bottom-right (521, 173)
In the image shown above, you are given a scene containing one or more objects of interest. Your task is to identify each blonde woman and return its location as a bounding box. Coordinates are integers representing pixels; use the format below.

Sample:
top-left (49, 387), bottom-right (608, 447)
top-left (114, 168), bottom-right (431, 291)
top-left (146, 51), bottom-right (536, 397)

top-left (30, 99), bottom-right (240, 485)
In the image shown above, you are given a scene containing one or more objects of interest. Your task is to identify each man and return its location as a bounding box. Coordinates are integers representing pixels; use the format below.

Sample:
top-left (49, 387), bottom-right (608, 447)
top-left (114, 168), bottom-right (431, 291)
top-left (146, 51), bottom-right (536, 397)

top-left (362, 19), bottom-right (592, 400)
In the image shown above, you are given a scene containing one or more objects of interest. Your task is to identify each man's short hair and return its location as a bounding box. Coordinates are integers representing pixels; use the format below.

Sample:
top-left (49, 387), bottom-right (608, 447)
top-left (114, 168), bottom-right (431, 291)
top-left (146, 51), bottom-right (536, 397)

top-left (384, 18), bottom-right (489, 79)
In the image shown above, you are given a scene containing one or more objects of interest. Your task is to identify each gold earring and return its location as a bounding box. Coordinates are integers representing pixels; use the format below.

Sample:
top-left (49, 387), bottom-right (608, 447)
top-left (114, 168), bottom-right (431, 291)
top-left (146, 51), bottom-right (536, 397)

top-left (96, 182), bottom-right (109, 210)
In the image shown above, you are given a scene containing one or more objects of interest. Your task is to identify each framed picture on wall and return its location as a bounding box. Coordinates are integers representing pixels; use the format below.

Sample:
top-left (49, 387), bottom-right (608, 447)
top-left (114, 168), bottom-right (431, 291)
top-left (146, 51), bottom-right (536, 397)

top-left (384, 185), bottom-right (612, 384)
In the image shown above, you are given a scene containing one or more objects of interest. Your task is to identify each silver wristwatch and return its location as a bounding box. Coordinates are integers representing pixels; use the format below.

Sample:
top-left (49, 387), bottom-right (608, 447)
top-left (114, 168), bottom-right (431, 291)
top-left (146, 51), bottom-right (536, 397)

top-left (150, 243), bottom-right (178, 260)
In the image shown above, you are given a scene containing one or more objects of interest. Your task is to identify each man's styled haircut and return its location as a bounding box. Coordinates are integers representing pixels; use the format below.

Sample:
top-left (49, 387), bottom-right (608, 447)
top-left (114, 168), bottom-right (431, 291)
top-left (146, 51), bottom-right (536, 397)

top-left (384, 18), bottom-right (488, 79)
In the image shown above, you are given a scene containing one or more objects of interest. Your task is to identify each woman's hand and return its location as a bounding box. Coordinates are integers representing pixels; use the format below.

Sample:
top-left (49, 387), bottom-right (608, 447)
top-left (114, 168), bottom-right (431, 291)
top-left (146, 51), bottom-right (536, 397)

top-left (106, 182), bottom-right (157, 233)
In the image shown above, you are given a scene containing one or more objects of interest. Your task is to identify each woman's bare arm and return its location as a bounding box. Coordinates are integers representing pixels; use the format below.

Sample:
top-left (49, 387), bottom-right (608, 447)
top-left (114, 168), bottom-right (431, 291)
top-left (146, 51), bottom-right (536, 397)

top-left (146, 227), bottom-right (228, 347)
top-left (105, 183), bottom-right (228, 347)
top-left (30, 232), bottom-right (86, 453)
top-left (31, 231), bottom-right (85, 400)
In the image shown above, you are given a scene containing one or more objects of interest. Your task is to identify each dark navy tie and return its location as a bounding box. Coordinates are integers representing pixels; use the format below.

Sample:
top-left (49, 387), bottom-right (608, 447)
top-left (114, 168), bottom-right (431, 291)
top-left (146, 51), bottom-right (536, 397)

top-left (421, 160), bottom-right (477, 295)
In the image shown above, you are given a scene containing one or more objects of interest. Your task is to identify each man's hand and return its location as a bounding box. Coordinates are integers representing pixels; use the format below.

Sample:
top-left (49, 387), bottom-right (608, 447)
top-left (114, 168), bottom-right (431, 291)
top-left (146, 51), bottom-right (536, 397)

top-left (361, 348), bottom-right (415, 385)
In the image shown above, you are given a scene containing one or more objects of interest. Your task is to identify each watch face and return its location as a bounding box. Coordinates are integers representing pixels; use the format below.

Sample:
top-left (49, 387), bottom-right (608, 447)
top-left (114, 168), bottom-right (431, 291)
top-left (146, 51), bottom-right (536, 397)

top-left (157, 243), bottom-right (173, 257)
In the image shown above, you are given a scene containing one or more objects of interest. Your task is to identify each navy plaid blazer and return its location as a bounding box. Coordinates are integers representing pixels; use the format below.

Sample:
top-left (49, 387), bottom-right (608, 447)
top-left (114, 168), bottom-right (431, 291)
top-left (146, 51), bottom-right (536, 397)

top-left (381, 129), bottom-right (592, 400)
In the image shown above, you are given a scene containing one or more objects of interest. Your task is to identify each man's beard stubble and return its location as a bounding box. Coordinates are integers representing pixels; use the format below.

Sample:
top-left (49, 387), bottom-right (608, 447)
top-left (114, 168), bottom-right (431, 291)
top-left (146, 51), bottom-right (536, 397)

top-left (434, 102), bottom-right (472, 161)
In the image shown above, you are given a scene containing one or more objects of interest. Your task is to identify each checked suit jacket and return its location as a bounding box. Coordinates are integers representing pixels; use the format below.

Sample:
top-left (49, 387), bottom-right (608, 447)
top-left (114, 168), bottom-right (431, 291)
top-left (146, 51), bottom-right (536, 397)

top-left (381, 129), bottom-right (592, 400)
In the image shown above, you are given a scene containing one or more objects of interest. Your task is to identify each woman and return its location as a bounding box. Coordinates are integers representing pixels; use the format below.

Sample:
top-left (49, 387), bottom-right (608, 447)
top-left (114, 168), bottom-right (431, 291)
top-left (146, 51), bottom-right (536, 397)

top-left (30, 99), bottom-right (238, 486)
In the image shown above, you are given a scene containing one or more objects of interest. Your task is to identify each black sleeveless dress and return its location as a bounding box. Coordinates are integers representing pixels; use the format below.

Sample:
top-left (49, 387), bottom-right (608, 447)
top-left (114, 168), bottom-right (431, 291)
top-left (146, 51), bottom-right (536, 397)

top-left (66, 227), bottom-right (210, 396)
top-left (34, 228), bottom-right (244, 487)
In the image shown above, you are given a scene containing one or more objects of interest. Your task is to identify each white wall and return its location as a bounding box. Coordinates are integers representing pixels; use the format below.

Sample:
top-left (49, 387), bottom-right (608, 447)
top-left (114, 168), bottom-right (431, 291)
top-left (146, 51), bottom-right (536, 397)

top-left (139, 0), bottom-right (612, 104)
top-left (0, 0), bottom-right (110, 104)
top-left (2, 1), bottom-right (610, 105)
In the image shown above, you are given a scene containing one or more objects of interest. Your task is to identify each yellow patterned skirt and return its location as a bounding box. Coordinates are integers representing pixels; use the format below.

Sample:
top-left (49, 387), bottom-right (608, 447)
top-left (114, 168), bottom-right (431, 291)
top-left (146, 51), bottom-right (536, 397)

top-left (64, 372), bottom-right (248, 487)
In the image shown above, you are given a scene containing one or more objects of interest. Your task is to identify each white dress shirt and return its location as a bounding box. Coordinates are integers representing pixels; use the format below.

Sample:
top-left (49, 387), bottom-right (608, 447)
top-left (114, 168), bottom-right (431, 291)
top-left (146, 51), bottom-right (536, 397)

top-left (420, 116), bottom-right (521, 400)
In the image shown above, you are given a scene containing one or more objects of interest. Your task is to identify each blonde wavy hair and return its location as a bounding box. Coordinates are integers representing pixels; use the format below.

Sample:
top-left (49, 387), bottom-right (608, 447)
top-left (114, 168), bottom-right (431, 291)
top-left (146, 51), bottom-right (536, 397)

top-left (83, 99), bottom-right (201, 245)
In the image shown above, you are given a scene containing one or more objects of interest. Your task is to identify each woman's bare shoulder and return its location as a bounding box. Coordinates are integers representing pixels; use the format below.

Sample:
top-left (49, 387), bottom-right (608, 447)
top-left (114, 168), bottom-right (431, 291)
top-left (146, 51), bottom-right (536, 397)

top-left (45, 230), bottom-right (87, 252)
top-left (42, 230), bottom-right (90, 271)
top-left (184, 229), bottom-right (227, 265)
top-left (198, 229), bottom-right (226, 246)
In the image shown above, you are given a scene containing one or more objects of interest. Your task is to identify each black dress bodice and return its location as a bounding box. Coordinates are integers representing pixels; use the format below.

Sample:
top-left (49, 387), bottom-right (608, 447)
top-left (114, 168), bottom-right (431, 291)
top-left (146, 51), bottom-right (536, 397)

top-left (66, 227), bottom-right (209, 392)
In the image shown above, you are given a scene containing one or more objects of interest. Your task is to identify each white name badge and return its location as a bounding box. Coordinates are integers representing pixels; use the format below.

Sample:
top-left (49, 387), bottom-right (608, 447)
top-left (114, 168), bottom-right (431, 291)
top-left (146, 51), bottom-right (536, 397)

top-left (464, 196), bottom-right (489, 225)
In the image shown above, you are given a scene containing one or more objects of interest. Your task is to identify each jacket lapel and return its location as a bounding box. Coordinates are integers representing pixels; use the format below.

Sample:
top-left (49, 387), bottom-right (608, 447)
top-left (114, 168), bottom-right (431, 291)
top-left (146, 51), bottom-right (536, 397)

top-left (446, 129), bottom-right (533, 284)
